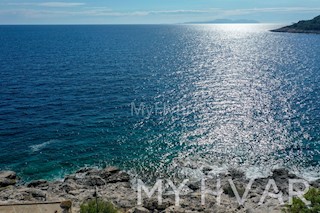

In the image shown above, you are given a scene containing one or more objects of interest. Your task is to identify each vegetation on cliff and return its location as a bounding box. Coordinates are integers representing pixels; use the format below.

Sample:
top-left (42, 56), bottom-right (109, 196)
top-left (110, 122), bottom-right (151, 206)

top-left (80, 199), bottom-right (118, 213)
top-left (284, 188), bottom-right (320, 213)
top-left (272, 15), bottom-right (320, 34)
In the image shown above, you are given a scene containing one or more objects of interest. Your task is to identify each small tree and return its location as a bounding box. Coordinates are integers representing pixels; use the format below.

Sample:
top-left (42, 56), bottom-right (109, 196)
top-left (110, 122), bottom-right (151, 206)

top-left (284, 188), bottom-right (320, 213)
top-left (80, 199), bottom-right (118, 213)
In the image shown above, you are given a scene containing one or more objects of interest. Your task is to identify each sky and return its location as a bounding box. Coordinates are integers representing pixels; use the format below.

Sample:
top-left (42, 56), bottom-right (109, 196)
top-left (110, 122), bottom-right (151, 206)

top-left (0, 0), bottom-right (320, 24)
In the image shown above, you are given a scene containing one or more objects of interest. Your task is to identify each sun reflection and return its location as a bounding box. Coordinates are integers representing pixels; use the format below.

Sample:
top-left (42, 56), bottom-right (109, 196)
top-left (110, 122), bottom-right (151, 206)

top-left (162, 24), bottom-right (318, 180)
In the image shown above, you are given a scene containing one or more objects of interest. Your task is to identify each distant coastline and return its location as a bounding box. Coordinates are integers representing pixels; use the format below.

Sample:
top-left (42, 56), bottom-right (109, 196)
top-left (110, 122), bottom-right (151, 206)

top-left (271, 15), bottom-right (320, 34)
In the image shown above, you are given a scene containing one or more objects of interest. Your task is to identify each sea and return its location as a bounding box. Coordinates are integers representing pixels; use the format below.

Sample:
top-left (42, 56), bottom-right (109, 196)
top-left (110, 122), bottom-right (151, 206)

top-left (0, 24), bottom-right (319, 182)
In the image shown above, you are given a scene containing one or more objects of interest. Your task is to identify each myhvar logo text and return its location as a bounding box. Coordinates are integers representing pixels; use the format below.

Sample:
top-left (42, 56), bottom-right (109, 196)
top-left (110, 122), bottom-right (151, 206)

top-left (137, 178), bottom-right (310, 207)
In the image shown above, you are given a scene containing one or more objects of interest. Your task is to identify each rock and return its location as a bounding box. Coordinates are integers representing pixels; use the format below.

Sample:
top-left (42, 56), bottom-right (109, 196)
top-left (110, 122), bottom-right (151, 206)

top-left (202, 167), bottom-right (212, 172)
top-left (22, 188), bottom-right (46, 200)
top-left (0, 178), bottom-right (16, 187)
top-left (271, 168), bottom-right (298, 194)
top-left (143, 198), bottom-right (172, 211)
top-left (164, 206), bottom-right (185, 213)
top-left (27, 180), bottom-right (48, 188)
top-left (105, 166), bottom-right (120, 174)
top-left (100, 167), bottom-right (120, 179)
top-left (311, 179), bottom-right (320, 189)
top-left (0, 171), bottom-right (17, 187)
top-left (132, 206), bottom-right (150, 213)
top-left (0, 171), bottom-right (16, 179)
top-left (211, 204), bottom-right (228, 213)
top-left (116, 199), bottom-right (135, 208)
top-left (86, 169), bottom-right (101, 176)
top-left (76, 167), bottom-right (93, 174)
top-left (229, 168), bottom-right (245, 180)
top-left (85, 176), bottom-right (106, 186)
top-left (60, 183), bottom-right (76, 193)
top-left (222, 182), bottom-right (245, 198)
top-left (11, 191), bottom-right (32, 201)
top-left (272, 168), bottom-right (297, 180)
top-left (106, 171), bottom-right (130, 183)
top-left (246, 208), bottom-right (254, 213)
top-left (187, 182), bottom-right (200, 191)
top-left (272, 168), bottom-right (289, 178)
top-left (68, 190), bottom-right (80, 196)
top-left (64, 174), bottom-right (76, 182)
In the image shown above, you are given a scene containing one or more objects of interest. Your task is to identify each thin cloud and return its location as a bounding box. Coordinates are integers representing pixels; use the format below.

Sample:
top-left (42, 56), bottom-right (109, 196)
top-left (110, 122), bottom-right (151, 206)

top-left (219, 7), bottom-right (320, 17)
top-left (1, 7), bottom-right (320, 18)
top-left (39, 2), bottom-right (85, 7)
top-left (0, 9), bottom-right (209, 17)
top-left (6, 2), bottom-right (85, 7)
top-left (149, 10), bottom-right (209, 14)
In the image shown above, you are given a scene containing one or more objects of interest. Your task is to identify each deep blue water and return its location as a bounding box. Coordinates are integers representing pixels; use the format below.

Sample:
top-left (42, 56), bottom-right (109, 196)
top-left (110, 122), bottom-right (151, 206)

top-left (0, 25), bottom-right (319, 181)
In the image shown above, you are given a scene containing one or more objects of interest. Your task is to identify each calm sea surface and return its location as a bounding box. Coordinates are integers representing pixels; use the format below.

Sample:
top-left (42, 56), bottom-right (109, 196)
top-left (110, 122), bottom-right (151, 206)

top-left (0, 25), bottom-right (319, 181)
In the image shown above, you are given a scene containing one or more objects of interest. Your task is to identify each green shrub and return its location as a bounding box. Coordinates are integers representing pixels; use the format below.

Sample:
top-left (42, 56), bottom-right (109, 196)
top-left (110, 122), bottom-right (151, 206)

top-left (284, 188), bottom-right (320, 213)
top-left (80, 199), bottom-right (118, 213)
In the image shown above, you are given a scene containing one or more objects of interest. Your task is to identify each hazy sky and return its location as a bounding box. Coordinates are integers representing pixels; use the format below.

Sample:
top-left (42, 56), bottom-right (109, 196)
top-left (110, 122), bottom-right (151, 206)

top-left (1, 0), bottom-right (320, 24)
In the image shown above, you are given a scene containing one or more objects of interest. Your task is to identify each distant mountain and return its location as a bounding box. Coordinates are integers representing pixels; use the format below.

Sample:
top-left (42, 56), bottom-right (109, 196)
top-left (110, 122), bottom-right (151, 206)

top-left (271, 15), bottom-right (320, 34)
top-left (185, 19), bottom-right (260, 24)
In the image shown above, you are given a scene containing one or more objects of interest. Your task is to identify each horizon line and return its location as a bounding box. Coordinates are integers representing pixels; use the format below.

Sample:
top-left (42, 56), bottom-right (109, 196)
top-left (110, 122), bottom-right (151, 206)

top-left (0, 22), bottom-right (287, 26)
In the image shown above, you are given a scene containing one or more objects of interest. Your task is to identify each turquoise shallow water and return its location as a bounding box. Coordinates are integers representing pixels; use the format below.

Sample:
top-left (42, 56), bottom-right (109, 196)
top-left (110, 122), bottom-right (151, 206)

top-left (0, 24), bottom-right (319, 181)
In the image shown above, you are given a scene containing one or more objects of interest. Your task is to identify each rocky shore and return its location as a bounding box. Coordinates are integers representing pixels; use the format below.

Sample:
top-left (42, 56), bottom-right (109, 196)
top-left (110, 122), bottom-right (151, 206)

top-left (0, 167), bottom-right (319, 212)
top-left (271, 15), bottom-right (320, 34)
top-left (271, 28), bottom-right (320, 34)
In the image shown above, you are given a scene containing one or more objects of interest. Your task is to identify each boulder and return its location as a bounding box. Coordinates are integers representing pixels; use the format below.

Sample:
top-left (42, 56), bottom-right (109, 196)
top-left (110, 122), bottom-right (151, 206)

top-left (0, 171), bottom-right (16, 179)
top-left (22, 188), bottom-right (46, 200)
top-left (104, 166), bottom-right (120, 174)
top-left (164, 206), bottom-right (185, 213)
top-left (106, 171), bottom-right (130, 183)
top-left (245, 208), bottom-right (254, 213)
top-left (272, 168), bottom-right (297, 179)
top-left (187, 182), bottom-right (200, 191)
top-left (228, 168), bottom-right (245, 180)
top-left (59, 182), bottom-right (77, 193)
top-left (100, 167), bottom-right (120, 179)
top-left (311, 179), bottom-right (320, 189)
top-left (272, 168), bottom-right (288, 177)
top-left (132, 206), bottom-right (150, 213)
top-left (76, 167), bottom-right (93, 174)
top-left (0, 178), bottom-right (16, 187)
top-left (271, 168), bottom-right (298, 194)
top-left (86, 169), bottom-right (101, 176)
top-left (0, 171), bottom-right (17, 187)
top-left (85, 176), bottom-right (106, 186)
top-left (143, 198), bottom-right (172, 211)
top-left (27, 180), bottom-right (48, 188)
top-left (202, 166), bottom-right (212, 172)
